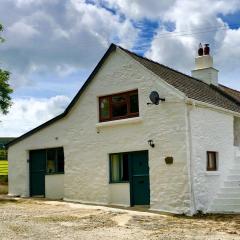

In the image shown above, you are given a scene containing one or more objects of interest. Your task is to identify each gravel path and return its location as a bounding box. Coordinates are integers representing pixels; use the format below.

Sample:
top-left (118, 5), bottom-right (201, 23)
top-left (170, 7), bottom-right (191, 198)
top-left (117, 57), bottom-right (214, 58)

top-left (0, 196), bottom-right (240, 239)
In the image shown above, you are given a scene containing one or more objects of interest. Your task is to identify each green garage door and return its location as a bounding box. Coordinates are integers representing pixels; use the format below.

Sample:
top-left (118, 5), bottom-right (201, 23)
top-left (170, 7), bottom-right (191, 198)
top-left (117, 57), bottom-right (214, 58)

top-left (29, 150), bottom-right (46, 197)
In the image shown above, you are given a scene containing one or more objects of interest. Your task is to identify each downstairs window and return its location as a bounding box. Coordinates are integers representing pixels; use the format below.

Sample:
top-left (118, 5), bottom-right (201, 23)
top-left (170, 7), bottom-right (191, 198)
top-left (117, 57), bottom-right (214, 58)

top-left (46, 147), bottom-right (64, 174)
top-left (109, 153), bottom-right (129, 183)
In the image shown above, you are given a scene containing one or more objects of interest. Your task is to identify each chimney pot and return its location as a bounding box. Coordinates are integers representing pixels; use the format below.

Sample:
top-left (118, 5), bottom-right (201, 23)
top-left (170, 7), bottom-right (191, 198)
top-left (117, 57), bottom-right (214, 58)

top-left (198, 43), bottom-right (203, 56)
top-left (204, 43), bottom-right (210, 55)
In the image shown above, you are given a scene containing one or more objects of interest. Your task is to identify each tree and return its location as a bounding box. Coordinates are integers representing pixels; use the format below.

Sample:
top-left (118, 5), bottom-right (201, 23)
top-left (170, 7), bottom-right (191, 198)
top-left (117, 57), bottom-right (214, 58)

top-left (0, 23), bottom-right (13, 114)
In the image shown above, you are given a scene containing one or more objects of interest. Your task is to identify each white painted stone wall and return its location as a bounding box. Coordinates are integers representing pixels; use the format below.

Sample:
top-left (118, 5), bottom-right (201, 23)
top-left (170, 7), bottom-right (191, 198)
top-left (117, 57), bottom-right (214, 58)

top-left (45, 174), bottom-right (64, 199)
top-left (8, 47), bottom-right (191, 214)
top-left (189, 105), bottom-right (235, 212)
top-left (109, 183), bottom-right (130, 206)
top-left (191, 67), bottom-right (218, 86)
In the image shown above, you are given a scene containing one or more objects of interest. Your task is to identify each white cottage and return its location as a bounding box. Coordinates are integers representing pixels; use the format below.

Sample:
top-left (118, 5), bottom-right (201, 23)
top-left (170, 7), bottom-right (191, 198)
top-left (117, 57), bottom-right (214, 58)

top-left (7, 43), bottom-right (240, 215)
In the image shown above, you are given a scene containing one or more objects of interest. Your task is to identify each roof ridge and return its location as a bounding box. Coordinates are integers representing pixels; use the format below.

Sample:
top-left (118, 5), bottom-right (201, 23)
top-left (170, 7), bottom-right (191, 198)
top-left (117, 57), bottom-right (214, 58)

top-left (117, 45), bottom-right (211, 87)
top-left (219, 84), bottom-right (240, 94)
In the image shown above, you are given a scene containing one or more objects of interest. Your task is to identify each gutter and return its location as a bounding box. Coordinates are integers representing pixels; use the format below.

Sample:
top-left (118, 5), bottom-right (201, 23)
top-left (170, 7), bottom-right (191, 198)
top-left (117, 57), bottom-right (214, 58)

top-left (185, 98), bottom-right (240, 117)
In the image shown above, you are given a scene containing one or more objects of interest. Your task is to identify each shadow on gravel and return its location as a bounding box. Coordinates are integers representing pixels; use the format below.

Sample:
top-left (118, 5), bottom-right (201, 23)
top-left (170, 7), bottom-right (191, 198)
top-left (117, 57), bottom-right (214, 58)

top-left (0, 198), bottom-right (19, 204)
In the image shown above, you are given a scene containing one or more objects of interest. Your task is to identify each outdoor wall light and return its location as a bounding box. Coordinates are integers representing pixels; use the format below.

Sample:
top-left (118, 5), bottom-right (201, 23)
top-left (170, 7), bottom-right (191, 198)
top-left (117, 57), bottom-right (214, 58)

top-left (148, 139), bottom-right (155, 148)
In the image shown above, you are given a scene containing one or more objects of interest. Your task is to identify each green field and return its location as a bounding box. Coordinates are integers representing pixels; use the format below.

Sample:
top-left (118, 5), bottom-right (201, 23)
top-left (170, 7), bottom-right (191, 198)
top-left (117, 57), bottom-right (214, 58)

top-left (0, 150), bottom-right (8, 175)
top-left (0, 161), bottom-right (8, 176)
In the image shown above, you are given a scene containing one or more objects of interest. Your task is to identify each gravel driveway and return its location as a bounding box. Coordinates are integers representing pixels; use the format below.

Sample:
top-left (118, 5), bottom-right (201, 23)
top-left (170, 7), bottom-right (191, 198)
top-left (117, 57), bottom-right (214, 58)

top-left (0, 196), bottom-right (240, 240)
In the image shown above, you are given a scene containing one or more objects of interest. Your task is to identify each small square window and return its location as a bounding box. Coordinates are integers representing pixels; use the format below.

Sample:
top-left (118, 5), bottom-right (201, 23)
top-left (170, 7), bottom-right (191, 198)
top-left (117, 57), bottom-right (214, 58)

top-left (207, 151), bottom-right (218, 171)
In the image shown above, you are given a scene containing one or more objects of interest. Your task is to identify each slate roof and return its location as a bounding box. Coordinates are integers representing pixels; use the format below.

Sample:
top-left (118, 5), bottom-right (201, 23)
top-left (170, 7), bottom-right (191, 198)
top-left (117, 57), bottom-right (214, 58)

top-left (120, 46), bottom-right (240, 113)
top-left (6, 43), bottom-right (240, 147)
top-left (219, 84), bottom-right (240, 103)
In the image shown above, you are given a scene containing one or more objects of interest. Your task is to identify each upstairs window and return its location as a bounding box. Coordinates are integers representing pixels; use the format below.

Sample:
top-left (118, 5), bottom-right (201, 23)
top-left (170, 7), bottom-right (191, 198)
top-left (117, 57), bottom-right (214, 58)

top-left (207, 151), bottom-right (218, 171)
top-left (99, 90), bottom-right (139, 122)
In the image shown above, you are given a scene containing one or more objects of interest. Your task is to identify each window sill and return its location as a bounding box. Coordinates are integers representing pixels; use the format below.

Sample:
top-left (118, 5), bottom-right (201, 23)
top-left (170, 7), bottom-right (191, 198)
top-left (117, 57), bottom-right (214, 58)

top-left (109, 181), bottom-right (129, 184)
top-left (96, 117), bottom-right (142, 129)
top-left (45, 172), bottom-right (64, 175)
top-left (205, 171), bottom-right (220, 176)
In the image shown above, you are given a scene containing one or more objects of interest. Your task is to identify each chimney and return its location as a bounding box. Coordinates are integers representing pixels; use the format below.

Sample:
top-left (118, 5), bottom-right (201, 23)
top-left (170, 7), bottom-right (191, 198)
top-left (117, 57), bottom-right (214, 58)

top-left (191, 43), bottom-right (218, 85)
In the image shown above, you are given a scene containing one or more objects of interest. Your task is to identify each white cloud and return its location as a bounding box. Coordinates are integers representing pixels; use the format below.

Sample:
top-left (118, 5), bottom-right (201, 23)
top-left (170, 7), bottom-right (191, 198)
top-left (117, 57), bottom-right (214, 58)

top-left (15, 0), bottom-right (59, 7)
top-left (0, 0), bottom-right (138, 89)
top-left (144, 0), bottom-right (240, 88)
top-left (0, 96), bottom-right (70, 137)
top-left (102, 0), bottom-right (175, 20)
top-left (101, 0), bottom-right (240, 88)
top-left (8, 21), bottom-right (39, 40)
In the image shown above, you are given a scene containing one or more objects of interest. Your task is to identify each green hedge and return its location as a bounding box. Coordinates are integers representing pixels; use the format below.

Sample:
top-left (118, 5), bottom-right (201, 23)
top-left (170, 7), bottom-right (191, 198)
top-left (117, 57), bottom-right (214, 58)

top-left (0, 149), bottom-right (7, 160)
top-left (0, 175), bottom-right (8, 184)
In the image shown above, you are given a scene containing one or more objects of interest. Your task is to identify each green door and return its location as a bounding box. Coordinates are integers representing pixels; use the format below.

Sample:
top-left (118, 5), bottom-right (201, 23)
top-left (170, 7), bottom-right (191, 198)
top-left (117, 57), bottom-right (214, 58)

top-left (29, 150), bottom-right (46, 196)
top-left (130, 151), bottom-right (150, 206)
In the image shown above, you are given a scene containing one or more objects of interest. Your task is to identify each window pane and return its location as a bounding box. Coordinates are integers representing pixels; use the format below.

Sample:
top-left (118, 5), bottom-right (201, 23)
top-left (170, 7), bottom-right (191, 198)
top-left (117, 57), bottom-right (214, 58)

top-left (47, 159), bottom-right (56, 173)
top-left (112, 95), bottom-right (127, 117)
top-left (57, 148), bottom-right (64, 173)
top-left (130, 93), bottom-right (139, 113)
top-left (46, 149), bottom-right (56, 173)
top-left (111, 154), bottom-right (121, 182)
top-left (110, 153), bottom-right (129, 182)
top-left (207, 152), bottom-right (217, 171)
top-left (47, 149), bottom-right (55, 161)
top-left (121, 154), bottom-right (129, 181)
top-left (100, 97), bottom-right (110, 119)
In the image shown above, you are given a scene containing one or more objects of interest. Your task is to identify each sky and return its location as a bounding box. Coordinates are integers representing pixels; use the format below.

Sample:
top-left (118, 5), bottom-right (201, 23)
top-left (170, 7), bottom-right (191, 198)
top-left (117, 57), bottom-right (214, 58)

top-left (0, 0), bottom-right (240, 137)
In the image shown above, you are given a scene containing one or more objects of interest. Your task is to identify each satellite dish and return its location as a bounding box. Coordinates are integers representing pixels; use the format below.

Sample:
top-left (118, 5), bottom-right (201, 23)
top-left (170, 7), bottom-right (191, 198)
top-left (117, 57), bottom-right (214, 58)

top-left (149, 91), bottom-right (165, 105)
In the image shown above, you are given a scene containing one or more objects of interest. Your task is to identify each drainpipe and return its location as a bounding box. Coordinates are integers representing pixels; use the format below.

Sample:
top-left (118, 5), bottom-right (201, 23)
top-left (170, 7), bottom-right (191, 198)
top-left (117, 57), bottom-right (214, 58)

top-left (186, 99), bottom-right (197, 215)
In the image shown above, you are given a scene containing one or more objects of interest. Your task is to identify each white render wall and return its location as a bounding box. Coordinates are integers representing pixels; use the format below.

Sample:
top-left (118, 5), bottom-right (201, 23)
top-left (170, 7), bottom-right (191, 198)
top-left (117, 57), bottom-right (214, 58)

top-left (8, 48), bottom-right (191, 214)
top-left (109, 183), bottom-right (130, 206)
top-left (45, 174), bottom-right (64, 199)
top-left (189, 105), bottom-right (235, 212)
